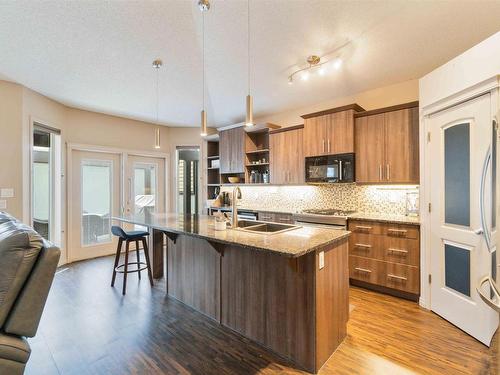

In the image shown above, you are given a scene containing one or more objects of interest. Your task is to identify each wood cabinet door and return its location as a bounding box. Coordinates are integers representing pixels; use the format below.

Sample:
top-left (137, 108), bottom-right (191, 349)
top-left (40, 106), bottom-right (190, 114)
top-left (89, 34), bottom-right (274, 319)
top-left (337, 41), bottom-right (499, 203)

top-left (355, 114), bottom-right (385, 183)
top-left (327, 110), bottom-right (355, 154)
top-left (384, 108), bottom-right (419, 183)
top-left (230, 127), bottom-right (246, 173)
top-left (270, 131), bottom-right (287, 184)
top-left (303, 116), bottom-right (328, 157)
top-left (219, 129), bottom-right (232, 174)
top-left (286, 128), bottom-right (304, 184)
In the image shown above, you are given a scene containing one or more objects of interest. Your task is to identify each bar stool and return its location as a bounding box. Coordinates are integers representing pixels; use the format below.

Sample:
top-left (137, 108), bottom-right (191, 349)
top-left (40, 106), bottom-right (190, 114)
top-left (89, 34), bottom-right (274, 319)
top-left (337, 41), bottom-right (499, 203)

top-left (111, 226), bottom-right (154, 295)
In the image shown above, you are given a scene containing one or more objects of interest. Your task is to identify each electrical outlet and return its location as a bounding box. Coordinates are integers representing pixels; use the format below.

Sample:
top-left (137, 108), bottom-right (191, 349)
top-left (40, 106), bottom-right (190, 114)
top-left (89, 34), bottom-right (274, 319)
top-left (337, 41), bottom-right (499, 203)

top-left (319, 251), bottom-right (324, 270)
top-left (0, 188), bottom-right (14, 198)
top-left (0, 200), bottom-right (6, 210)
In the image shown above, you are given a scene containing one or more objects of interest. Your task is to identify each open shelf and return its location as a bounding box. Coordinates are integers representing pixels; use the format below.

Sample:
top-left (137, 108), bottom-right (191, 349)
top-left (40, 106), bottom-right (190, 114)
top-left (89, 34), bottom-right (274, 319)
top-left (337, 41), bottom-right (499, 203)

top-left (246, 149), bottom-right (269, 154)
top-left (246, 163), bottom-right (269, 167)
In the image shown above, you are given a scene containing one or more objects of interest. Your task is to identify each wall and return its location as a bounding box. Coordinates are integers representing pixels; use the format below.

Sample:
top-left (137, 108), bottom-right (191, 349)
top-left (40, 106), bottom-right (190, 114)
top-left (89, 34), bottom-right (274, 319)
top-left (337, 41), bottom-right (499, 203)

top-left (0, 81), bottom-right (23, 218)
top-left (255, 79), bottom-right (419, 126)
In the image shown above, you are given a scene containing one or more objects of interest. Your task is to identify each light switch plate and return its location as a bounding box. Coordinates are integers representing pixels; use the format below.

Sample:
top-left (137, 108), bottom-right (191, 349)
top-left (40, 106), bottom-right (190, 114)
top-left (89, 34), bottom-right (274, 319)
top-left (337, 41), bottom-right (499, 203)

top-left (0, 200), bottom-right (6, 210)
top-left (0, 188), bottom-right (14, 198)
top-left (319, 251), bottom-right (325, 270)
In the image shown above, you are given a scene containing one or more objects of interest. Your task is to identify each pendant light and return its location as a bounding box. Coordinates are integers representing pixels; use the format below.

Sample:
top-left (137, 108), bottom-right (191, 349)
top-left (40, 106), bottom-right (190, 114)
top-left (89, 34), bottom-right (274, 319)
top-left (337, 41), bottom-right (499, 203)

top-left (199, 0), bottom-right (209, 136)
top-left (245, 0), bottom-right (254, 127)
top-left (153, 59), bottom-right (162, 149)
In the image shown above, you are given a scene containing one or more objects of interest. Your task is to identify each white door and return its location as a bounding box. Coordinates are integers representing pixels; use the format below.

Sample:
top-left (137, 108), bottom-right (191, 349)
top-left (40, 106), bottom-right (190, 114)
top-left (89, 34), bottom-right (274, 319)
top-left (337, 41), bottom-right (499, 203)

top-left (69, 150), bottom-right (121, 262)
top-left (429, 93), bottom-right (498, 345)
top-left (124, 155), bottom-right (166, 221)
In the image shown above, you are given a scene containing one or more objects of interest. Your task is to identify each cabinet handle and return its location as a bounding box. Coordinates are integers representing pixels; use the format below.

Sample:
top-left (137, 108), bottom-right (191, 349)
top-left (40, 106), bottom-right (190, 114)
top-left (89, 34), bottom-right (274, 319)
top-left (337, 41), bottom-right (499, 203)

top-left (379, 165), bottom-right (383, 181)
top-left (387, 228), bottom-right (408, 235)
top-left (355, 225), bottom-right (372, 230)
top-left (388, 248), bottom-right (408, 255)
top-left (387, 273), bottom-right (407, 281)
top-left (386, 164), bottom-right (390, 181)
top-left (355, 267), bottom-right (372, 273)
top-left (322, 139), bottom-right (325, 153)
top-left (354, 243), bottom-right (372, 249)
top-left (327, 139), bottom-right (331, 153)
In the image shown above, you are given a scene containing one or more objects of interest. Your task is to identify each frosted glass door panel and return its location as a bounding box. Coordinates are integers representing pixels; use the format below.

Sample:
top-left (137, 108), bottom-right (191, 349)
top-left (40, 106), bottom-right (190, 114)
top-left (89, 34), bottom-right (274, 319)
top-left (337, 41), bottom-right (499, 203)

top-left (81, 161), bottom-right (112, 246)
top-left (444, 123), bottom-right (470, 227)
top-left (444, 243), bottom-right (471, 297)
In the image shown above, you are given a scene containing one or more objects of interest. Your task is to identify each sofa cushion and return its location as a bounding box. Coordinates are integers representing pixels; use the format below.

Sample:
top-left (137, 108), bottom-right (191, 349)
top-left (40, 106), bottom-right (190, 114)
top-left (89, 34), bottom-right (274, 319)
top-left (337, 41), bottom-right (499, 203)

top-left (0, 220), bottom-right (43, 328)
top-left (0, 333), bottom-right (30, 363)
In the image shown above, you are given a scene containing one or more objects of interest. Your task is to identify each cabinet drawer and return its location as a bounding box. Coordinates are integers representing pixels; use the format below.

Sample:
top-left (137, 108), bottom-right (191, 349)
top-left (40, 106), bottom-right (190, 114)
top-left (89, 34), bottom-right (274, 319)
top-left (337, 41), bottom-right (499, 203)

top-left (258, 212), bottom-right (275, 222)
top-left (382, 237), bottom-right (419, 267)
top-left (350, 233), bottom-right (419, 266)
top-left (349, 256), bottom-right (380, 285)
top-left (384, 262), bottom-right (419, 294)
top-left (349, 256), bottom-right (419, 294)
top-left (349, 220), bottom-right (419, 239)
top-left (349, 233), bottom-right (381, 258)
top-left (274, 213), bottom-right (294, 224)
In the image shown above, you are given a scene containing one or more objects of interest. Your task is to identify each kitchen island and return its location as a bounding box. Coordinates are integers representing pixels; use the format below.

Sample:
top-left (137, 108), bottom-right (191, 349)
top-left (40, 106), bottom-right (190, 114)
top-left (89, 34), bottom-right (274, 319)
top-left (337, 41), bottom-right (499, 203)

top-left (114, 213), bottom-right (350, 373)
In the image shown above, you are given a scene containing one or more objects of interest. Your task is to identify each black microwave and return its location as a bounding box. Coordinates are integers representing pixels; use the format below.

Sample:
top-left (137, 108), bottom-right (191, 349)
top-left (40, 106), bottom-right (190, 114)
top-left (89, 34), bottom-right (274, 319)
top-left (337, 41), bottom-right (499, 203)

top-left (305, 153), bottom-right (355, 183)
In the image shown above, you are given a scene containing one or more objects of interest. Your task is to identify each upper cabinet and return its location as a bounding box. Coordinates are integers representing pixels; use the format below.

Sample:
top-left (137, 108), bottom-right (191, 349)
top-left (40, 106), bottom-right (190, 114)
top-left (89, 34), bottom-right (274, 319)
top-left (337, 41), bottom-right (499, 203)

top-left (270, 125), bottom-right (304, 184)
top-left (219, 127), bottom-right (245, 174)
top-left (301, 104), bottom-right (365, 157)
top-left (355, 102), bottom-right (419, 184)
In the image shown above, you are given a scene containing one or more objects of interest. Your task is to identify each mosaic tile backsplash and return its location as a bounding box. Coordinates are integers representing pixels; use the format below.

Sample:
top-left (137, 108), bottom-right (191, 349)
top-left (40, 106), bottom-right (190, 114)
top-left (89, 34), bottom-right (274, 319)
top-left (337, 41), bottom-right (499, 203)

top-left (219, 184), bottom-right (419, 216)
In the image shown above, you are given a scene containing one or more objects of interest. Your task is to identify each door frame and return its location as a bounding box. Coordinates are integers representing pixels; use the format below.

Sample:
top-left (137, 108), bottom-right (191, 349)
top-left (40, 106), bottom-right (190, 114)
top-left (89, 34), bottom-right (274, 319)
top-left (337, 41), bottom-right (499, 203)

top-left (420, 76), bottom-right (499, 309)
top-left (173, 145), bottom-right (202, 214)
top-left (66, 143), bottom-right (169, 264)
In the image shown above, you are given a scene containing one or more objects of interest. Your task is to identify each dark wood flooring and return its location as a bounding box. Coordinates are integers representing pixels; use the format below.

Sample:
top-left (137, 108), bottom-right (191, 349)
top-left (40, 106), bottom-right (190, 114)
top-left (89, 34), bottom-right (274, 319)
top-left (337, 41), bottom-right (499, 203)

top-left (26, 255), bottom-right (498, 375)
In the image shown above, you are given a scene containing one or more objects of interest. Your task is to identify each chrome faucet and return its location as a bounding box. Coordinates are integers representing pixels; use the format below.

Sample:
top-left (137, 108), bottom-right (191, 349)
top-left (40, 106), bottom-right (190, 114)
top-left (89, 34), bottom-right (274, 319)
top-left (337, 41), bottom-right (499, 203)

top-left (231, 186), bottom-right (242, 228)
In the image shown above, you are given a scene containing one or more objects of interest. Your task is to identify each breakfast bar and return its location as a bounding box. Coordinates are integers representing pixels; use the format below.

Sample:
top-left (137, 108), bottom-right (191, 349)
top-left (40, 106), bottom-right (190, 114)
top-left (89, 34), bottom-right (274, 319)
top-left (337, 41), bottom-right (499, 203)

top-left (114, 213), bottom-right (350, 373)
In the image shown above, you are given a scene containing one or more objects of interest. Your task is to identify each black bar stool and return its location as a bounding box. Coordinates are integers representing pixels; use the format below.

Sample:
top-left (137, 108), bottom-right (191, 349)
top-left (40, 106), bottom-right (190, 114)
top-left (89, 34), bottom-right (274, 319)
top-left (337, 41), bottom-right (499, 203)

top-left (111, 226), bottom-right (153, 295)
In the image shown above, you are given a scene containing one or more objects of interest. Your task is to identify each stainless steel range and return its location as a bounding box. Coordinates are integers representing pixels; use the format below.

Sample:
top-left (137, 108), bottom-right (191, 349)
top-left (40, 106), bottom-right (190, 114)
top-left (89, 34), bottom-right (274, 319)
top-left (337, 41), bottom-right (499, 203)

top-left (293, 209), bottom-right (356, 229)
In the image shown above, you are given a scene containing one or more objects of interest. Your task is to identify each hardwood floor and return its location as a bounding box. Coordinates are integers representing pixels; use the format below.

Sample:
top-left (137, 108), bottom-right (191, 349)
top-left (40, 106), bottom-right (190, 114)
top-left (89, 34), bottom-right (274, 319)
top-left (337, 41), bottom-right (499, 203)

top-left (27, 255), bottom-right (497, 375)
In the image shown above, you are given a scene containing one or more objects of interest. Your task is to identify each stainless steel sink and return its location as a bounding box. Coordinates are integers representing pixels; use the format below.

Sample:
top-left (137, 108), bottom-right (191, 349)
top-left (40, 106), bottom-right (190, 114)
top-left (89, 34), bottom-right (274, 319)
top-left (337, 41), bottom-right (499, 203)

top-left (235, 220), bottom-right (300, 235)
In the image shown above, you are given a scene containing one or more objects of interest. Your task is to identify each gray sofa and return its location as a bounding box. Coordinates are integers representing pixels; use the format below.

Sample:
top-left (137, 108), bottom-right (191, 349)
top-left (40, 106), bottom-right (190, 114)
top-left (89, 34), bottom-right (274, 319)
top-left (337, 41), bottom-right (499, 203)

top-left (0, 212), bottom-right (60, 374)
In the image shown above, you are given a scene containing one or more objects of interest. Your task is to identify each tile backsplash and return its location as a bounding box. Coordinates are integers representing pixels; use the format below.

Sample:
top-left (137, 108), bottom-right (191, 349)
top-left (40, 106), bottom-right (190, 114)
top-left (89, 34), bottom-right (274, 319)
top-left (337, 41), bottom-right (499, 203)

top-left (219, 184), bottom-right (419, 216)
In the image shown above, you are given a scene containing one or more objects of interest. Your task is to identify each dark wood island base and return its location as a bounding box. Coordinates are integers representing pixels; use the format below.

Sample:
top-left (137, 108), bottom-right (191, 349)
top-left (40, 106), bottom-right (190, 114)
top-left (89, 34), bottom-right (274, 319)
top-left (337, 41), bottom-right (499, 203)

top-left (164, 233), bottom-right (349, 373)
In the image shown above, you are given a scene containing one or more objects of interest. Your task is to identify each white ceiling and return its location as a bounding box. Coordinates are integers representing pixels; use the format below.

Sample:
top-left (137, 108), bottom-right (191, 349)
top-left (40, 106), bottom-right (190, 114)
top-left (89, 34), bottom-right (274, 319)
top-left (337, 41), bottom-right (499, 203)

top-left (0, 1), bottom-right (499, 127)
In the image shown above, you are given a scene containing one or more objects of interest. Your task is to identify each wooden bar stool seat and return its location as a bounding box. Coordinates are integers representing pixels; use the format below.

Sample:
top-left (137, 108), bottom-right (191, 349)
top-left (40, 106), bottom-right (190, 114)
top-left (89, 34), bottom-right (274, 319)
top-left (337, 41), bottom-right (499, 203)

top-left (111, 226), bottom-right (154, 295)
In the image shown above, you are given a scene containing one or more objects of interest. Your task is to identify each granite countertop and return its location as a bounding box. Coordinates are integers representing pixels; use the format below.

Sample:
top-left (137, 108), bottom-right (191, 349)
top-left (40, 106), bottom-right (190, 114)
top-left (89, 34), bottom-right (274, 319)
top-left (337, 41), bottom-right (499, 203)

top-left (348, 212), bottom-right (420, 225)
top-left (113, 213), bottom-right (349, 258)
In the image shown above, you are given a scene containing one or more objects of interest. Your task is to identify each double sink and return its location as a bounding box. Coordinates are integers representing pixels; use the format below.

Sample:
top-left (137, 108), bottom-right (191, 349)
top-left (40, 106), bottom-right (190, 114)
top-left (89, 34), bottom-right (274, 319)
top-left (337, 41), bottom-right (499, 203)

top-left (235, 220), bottom-right (301, 235)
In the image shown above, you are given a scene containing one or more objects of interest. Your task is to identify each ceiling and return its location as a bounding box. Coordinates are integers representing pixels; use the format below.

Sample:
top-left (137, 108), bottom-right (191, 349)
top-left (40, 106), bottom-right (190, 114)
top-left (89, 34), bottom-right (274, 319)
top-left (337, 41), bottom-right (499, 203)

top-left (0, 1), bottom-right (499, 128)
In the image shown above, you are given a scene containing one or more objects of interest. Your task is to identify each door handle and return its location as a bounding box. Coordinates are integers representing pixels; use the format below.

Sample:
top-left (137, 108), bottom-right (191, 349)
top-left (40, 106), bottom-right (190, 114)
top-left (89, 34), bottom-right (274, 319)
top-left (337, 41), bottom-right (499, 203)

top-left (379, 165), bottom-right (383, 181)
top-left (386, 164), bottom-right (390, 181)
top-left (477, 275), bottom-right (500, 312)
top-left (327, 139), bottom-right (331, 153)
top-left (479, 146), bottom-right (492, 252)
top-left (322, 139), bottom-right (325, 153)
top-left (339, 160), bottom-right (343, 181)
top-left (474, 228), bottom-right (484, 235)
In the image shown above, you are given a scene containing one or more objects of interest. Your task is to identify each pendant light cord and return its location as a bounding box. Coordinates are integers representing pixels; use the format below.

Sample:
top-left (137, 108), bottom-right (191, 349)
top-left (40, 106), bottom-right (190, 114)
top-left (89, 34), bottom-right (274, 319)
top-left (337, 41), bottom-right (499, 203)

top-left (155, 64), bottom-right (159, 124)
top-left (247, 0), bottom-right (250, 96)
top-left (203, 10), bottom-right (205, 111)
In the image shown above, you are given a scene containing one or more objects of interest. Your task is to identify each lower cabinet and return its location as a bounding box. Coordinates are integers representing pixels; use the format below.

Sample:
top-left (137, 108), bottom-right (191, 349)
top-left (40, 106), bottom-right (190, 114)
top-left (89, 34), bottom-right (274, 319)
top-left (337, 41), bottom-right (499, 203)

top-left (348, 219), bottom-right (420, 300)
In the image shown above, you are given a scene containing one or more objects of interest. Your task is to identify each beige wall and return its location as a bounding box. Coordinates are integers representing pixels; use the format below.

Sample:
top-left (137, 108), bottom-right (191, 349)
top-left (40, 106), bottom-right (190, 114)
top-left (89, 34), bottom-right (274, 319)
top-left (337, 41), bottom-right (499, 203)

top-left (255, 79), bottom-right (419, 126)
top-left (0, 81), bottom-right (23, 218)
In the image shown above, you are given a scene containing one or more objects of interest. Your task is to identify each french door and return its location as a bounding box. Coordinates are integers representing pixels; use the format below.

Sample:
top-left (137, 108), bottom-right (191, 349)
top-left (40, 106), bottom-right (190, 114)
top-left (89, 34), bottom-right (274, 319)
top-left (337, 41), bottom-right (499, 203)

top-left (69, 149), bottom-right (167, 262)
top-left (69, 150), bottom-right (121, 262)
top-left (124, 154), bottom-right (166, 224)
top-left (428, 93), bottom-right (498, 345)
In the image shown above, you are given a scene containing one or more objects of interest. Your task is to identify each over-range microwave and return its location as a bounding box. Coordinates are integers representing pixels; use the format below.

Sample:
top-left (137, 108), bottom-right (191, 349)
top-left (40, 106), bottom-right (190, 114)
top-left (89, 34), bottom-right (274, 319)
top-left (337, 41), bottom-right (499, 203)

top-left (305, 153), bottom-right (355, 183)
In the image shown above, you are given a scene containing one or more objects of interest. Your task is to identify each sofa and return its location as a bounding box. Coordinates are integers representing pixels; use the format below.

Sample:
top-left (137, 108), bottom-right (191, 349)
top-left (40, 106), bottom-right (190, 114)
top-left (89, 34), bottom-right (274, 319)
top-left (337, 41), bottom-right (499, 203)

top-left (0, 212), bottom-right (60, 374)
